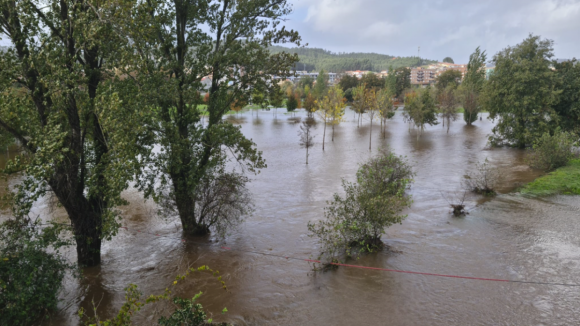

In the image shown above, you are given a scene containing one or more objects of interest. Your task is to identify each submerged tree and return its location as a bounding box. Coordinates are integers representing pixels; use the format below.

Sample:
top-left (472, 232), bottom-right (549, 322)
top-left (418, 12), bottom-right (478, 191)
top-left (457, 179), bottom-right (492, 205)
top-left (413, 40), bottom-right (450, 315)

top-left (269, 85), bottom-right (285, 117)
top-left (313, 69), bottom-right (329, 98)
top-left (438, 86), bottom-right (458, 133)
top-left (0, 0), bottom-right (146, 266)
top-left (435, 69), bottom-right (462, 93)
top-left (316, 85), bottom-right (345, 150)
top-left (328, 86), bottom-right (346, 142)
top-left (303, 93), bottom-right (317, 118)
top-left (366, 89), bottom-right (379, 150)
top-left (118, 0), bottom-right (301, 236)
top-left (483, 35), bottom-right (558, 147)
top-left (298, 120), bottom-right (315, 164)
top-left (351, 85), bottom-right (367, 127)
top-left (404, 88), bottom-right (439, 140)
top-left (377, 89), bottom-right (395, 139)
top-left (461, 47), bottom-right (487, 125)
top-left (286, 93), bottom-right (298, 113)
top-left (308, 149), bottom-right (414, 263)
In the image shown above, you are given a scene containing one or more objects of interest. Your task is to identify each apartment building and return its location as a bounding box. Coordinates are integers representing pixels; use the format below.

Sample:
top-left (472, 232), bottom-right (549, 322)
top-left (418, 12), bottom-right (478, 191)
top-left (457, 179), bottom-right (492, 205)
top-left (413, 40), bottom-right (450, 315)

top-left (410, 67), bottom-right (437, 85)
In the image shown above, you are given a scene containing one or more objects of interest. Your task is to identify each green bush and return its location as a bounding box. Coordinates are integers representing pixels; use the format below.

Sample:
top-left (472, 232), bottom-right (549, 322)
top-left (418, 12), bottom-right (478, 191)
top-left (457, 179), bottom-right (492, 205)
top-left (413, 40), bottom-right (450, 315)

top-left (527, 129), bottom-right (578, 170)
top-left (308, 149), bottom-right (414, 263)
top-left (80, 265), bottom-right (228, 326)
top-left (0, 219), bottom-right (73, 325)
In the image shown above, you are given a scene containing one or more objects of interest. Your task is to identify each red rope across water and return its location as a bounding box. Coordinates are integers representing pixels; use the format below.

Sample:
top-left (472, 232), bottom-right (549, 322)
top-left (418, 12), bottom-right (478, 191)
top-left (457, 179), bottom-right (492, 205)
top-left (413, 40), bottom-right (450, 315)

top-left (112, 226), bottom-right (580, 287)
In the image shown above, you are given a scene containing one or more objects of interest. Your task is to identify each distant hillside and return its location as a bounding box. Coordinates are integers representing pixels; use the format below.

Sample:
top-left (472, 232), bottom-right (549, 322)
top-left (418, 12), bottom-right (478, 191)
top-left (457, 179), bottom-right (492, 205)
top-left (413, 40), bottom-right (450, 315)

top-left (270, 46), bottom-right (436, 73)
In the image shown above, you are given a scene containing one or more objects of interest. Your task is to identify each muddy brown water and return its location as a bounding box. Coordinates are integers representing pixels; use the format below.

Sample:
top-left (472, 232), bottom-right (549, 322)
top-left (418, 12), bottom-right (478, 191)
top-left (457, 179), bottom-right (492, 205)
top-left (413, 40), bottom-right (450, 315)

top-left (2, 109), bottom-right (580, 326)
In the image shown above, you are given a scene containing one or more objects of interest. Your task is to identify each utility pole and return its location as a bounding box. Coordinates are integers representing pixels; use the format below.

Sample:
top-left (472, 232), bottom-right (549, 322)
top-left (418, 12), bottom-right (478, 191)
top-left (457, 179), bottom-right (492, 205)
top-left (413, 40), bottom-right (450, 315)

top-left (418, 46), bottom-right (421, 66)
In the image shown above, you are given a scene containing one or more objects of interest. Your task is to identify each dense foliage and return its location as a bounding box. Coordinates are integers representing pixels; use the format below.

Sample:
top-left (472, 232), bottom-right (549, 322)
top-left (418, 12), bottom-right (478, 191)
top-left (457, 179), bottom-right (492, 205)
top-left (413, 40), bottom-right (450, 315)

top-left (435, 70), bottom-right (462, 92)
top-left (483, 35), bottom-right (576, 147)
top-left (404, 87), bottom-right (439, 139)
top-left (385, 67), bottom-right (411, 100)
top-left (0, 219), bottom-right (74, 325)
top-left (0, 0), bottom-right (145, 266)
top-left (308, 150), bottom-right (414, 263)
top-left (527, 129), bottom-right (578, 171)
top-left (112, 0), bottom-right (300, 236)
top-left (461, 47), bottom-right (487, 125)
top-left (270, 46), bottom-right (436, 72)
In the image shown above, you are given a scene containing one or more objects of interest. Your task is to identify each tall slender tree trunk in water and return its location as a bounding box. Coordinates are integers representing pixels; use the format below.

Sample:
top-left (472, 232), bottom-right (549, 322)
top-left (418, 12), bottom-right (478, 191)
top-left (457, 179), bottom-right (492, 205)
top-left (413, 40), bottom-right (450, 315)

top-left (369, 119), bottom-right (372, 151)
top-left (322, 119), bottom-right (327, 151)
top-left (447, 117), bottom-right (450, 133)
top-left (332, 123), bottom-right (335, 141)
top-left (306, 145), bottom-right (308, 164)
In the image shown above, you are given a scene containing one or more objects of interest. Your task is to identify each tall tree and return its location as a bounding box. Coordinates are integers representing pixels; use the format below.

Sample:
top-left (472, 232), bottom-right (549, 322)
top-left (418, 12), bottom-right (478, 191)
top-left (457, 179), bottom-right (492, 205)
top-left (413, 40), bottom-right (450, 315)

top-left (269, 84), bottom-right (285, 117)
top-left (360, 73), bottom-right (384, 90)
top-left (552, 59), bottom-right (580, 137)
top-left (386, 67), bottom-right (411, 101)
top-left (298, 75), bottom-right (315, 90)
top-left (366, 89), bottom-right (379, 150)
top-left (316, 96), bottom-right (331, 151)
top-left (298, 120), bottom-right (315, 164)
top-left (435, 70), bottom-right (462, 92)
top-left (121, 0), bottom-right (301, 236)
top-left (404, 87), bottom-right (439, 140)
top-left (303, 93), bottom-right (317, 118)
top-left (286, 92), bottom-right (298, 113)
top-left (314, 69), bottom-right (329, 98)
top-left (352, 85), bottom-right (367, 127)
top-left (328, 86), bottom-right (346, 142)
top-left (0, 0), bottom-right (145, 266)
top-left (461, 46), bottom-right (487, 125)
top-left (377, 89), bottom-right (395, 138)
top-left (438, 86), bottom-right (458, 133)
top-left (483, 35), bottom-right (558, 148)
top-left (338, 74), bottom-right (359, 92)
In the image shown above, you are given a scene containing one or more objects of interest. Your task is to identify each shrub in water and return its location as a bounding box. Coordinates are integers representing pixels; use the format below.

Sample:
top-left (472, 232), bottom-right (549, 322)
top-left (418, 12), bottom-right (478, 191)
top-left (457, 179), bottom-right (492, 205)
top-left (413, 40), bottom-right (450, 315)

top-left (308, 149), bottom-right (414, 263)
top-left (462, 158), bottom-right (501, 196)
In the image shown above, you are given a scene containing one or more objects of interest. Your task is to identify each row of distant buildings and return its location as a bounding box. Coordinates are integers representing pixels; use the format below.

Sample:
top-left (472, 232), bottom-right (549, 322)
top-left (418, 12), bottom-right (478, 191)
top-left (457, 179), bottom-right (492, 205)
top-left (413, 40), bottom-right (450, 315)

top-left (271, 62), bottom-right (498, 88)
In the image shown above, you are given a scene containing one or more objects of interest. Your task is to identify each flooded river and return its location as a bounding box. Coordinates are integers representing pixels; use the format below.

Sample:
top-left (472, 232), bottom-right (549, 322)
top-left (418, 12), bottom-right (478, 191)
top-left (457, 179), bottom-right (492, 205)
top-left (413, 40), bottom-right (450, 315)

top-left (3, 108), bottom-right (580, 325)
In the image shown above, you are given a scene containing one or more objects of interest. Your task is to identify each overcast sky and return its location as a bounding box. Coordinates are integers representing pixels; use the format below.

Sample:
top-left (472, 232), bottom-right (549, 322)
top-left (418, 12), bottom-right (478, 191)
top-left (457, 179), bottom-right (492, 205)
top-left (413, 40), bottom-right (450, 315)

top-left (284, 0), bottom-right (580, 63)
top-left (2, 0), bottom-right (578, 63)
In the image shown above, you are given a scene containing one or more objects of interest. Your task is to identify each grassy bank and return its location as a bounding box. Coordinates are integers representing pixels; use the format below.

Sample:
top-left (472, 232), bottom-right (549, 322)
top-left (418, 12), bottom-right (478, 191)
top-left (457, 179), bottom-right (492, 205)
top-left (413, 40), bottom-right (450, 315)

top-left (520, 159), bottom-right (580, 196)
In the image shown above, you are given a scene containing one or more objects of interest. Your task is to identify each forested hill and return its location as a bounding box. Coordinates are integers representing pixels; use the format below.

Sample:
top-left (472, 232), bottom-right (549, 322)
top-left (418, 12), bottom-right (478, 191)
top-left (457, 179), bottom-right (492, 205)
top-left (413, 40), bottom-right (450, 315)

top-left (269, 46), bottom-right (437, 72)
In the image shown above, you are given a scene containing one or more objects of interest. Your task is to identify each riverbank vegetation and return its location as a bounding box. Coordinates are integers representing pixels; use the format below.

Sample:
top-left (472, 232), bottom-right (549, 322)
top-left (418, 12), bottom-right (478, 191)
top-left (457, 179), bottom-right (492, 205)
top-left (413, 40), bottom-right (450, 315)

top-left (308, 150), bottom-right (414, 264)
top-left (520, 159), bottom-right (580, 196)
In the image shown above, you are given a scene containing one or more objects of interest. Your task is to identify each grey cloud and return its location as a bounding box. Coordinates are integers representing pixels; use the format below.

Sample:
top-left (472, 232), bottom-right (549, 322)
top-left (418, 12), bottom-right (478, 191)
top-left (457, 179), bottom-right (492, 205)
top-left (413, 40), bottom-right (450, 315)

top-left (286, 0), bottom-right (580, 63)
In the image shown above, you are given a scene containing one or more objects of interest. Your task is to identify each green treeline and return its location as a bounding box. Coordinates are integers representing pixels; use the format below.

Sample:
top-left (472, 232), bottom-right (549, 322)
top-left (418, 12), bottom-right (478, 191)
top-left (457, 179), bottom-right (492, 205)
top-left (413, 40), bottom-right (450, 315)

top-left (269, 46), bottom-right (436, 72)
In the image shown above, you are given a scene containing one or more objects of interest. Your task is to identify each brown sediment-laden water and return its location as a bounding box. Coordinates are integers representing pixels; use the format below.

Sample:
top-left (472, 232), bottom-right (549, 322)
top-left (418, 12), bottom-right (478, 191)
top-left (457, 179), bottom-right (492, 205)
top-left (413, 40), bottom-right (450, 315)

top-left (2, 108), bottom-right (579, 325)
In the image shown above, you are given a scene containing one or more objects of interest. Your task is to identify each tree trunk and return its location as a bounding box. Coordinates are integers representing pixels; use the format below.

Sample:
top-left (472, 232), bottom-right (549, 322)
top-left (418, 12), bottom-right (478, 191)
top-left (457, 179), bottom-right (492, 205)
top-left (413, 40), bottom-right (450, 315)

top-left (306, 146), bottom-right (308, 165)
top-left (71, 212), bottom-right (103, 267)
top-left (322, 119), bottom-right (326, 151)
top-left (369, 118), bottom-right (372, 151)
top-left (332, 123), bottom-right (335, 141)
top-left (52, 186), bottom-right (105, 267)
